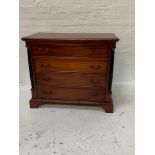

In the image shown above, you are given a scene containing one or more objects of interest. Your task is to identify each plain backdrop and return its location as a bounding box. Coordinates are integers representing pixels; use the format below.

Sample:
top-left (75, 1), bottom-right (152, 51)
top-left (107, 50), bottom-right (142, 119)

top-left (1, 0), bottom-right (155, 155)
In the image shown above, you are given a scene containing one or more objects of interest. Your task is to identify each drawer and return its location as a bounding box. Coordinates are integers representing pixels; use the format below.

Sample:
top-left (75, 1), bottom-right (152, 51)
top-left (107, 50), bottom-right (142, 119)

top-left (36, 86), bottom-right (106, 102)
top-left (34, 59), bottom-right (108, 74)
top-left (35, 73), bottom-right (107, 88)
top-left (31, 43), bottom-right (109, 58)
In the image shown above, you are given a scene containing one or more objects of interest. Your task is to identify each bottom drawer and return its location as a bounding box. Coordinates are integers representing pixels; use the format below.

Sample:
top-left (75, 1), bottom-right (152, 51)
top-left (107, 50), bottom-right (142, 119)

top-left (36, 86), bottom-right (106, 102)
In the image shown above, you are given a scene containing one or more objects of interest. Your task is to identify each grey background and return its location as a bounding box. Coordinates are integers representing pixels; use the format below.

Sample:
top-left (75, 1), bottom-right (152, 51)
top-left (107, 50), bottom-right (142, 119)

top-left (19, 0), bottom-right (134, 86)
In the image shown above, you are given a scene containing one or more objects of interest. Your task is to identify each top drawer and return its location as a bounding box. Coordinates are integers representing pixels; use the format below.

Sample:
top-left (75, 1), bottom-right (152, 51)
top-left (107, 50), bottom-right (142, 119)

top-left (31, 43), bottom-right (109, 59)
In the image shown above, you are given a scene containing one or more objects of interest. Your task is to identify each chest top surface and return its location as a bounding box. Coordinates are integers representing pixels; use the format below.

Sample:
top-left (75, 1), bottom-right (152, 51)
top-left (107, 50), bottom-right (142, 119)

top-left (22, 33), bottom-right (119, 42)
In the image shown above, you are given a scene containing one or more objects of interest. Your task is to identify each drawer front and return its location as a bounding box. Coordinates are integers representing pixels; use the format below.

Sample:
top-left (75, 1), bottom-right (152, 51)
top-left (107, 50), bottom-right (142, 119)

top-left (34, 59), bottom-right (108, 74)
top-left (35, 73), bottom-right (107, 88)
top-left (36, 86), bottom-right (106, 101)
top-left (31, 43), bottom-right (109, 58)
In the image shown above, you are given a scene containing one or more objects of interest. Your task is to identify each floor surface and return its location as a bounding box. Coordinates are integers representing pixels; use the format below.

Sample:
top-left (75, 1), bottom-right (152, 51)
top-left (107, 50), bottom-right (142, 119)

top-left (19, 83), bottom-right (135, 155)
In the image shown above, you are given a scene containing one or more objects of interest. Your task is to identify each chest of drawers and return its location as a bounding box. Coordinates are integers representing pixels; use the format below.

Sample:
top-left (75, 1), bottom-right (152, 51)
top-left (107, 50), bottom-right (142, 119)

top-left (22, 33), bottom-right (119, 113)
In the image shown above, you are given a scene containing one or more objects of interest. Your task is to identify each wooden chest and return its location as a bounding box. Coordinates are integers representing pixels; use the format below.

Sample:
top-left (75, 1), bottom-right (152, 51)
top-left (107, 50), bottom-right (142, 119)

top-left (22, 33), bottom-right (119, 113)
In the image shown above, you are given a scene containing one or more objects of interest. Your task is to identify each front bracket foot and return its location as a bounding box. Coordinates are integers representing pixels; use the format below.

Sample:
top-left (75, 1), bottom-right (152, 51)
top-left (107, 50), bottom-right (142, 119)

top-left (29, 99), bottom-right (40, 108)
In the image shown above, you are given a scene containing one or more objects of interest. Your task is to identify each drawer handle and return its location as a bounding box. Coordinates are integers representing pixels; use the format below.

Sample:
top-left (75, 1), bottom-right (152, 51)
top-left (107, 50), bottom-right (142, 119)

top-left (91, 92), bottom-right (100, 96)
top-left (41, 64), bottom-right (51, 68)
top-left (38, 48), bottom-right (49, 52)
top-left (42, 90), bottom-right (53, 95)
top-left (42, 77), bottom-right (51, 81)
top-left (90, 79), bottom-right (100, 84)
top-left (90, 65), bottom-right (101, 70)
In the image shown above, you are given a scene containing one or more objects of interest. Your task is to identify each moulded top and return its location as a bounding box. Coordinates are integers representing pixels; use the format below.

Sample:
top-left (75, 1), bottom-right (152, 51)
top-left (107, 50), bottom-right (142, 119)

top-left (22, 32), bottom-right (119, 42)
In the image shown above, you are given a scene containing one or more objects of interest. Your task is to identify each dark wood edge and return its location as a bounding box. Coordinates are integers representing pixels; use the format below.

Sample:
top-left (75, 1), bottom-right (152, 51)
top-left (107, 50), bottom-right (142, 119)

top-left (33, 72), bottom-right (107, 76)
top-left (29, 98), bottom-right (113, 113)
top-left (32, 57), bottom-right (109, 61)
top-left (35, 85), bottom-right (106, 90)
top-left (30, 98), bottom-right (111, 105)
top-left (23, 40), bottom-right (118, 47)
top-left (27, 48), bottom-right (34, 88)
top-left (22, 38), bottom-right (119, 42)
top-left (35, 85), bottom-right (107, 89)
top-left (32, 56), bottom-right (110, 61)
top-left (108, 48), bottom-right (115, 91)
top-left (33, 70), bottom-right (108, 75)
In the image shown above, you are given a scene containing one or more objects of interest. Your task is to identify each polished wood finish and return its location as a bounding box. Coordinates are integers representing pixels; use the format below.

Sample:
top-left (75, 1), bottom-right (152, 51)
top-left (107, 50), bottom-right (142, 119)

top-left (36, 86), bottom-right (106, 101)
top-left (22, 33), bottom-right (119, 113)
top-left (22, 33), bottom-right (119, 42)
top-left (31, 43), bottom-right (109, 58)
top-left (34, 59), bottom-right (108, 74)
top-left (35, 73), bottom-right (107, 87)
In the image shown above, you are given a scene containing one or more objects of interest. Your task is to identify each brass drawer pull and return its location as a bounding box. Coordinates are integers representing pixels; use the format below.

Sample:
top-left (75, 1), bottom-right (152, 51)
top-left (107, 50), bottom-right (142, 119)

top-left (42, 77), bottom-right (51, 81)
top-left (42, 90), bottom-right (53, 95)
top-left (90, 65), bottom-right (101, 70)
top-left (41, 64), bottom-right (51, 68)
top-left (90, 79), bottom-right (100, 84)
